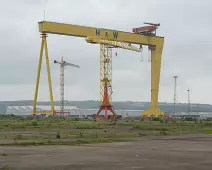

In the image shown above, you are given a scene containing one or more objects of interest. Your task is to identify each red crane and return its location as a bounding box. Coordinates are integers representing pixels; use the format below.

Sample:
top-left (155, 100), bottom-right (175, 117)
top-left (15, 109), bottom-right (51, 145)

top-left (132, 22), bottom-right (160, 36)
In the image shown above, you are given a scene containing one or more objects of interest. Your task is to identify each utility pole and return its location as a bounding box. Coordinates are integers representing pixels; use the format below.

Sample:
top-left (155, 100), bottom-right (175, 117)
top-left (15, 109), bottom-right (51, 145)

top-left (173, 76), bottom-right (178, 114)
top-left (187, 89), bottom-right (190, 114)
top-left (196, 104), bottom-right (199, 114)
top-left (54, 57), bottom-right (80, 115)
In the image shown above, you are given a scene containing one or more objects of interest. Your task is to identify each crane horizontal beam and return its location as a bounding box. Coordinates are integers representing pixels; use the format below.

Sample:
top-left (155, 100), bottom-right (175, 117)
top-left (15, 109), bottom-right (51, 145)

top-left (54, 60), bottom-right (63, 65)
top-left (65, 62), bottom-right (80, 68)
top-left (38, 21), bottom-right (164, 46)
top-left (86, 36), bottom-right (141, 52)
top-left (54, 60), bottom-right (80, 68)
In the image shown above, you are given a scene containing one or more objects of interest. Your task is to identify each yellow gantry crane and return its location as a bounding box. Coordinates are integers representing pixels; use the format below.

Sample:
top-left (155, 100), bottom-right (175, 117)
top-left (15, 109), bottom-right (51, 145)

top-left (32, 21), bottom-right (165, 118)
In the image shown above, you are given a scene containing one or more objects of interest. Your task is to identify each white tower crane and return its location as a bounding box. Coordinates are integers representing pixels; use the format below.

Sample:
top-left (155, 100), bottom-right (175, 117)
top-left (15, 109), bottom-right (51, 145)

top-left (54, 57), bottom-right (80, 115)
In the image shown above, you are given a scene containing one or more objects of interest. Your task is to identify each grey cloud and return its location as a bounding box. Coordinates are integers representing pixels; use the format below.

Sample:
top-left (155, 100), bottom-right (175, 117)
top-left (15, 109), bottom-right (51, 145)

top-left (0, 0), bottom-right (211, 103)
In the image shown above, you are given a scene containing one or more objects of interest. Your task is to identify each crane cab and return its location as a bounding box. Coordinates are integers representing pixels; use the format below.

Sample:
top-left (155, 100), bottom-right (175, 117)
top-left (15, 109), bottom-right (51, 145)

top-left (133, 22), bottom-right (160, 36)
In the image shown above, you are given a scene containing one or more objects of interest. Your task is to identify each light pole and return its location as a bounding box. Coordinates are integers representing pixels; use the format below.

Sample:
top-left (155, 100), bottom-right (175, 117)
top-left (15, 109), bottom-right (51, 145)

top-left (196, 104), bottom-right (199, 114)
top-left (173, 76), bottom-right (178, 114)
top-left (187, 89), bottom-right (191, 114)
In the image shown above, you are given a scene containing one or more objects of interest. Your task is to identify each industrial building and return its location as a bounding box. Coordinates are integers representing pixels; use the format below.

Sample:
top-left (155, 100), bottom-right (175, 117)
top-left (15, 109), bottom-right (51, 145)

top-left (4, 105), bottom-right (143, 118)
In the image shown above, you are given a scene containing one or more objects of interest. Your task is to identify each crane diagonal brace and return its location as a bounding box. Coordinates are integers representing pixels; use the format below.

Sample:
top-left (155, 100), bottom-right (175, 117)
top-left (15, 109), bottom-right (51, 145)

top-left (86, 36), bottom-right (142, 52)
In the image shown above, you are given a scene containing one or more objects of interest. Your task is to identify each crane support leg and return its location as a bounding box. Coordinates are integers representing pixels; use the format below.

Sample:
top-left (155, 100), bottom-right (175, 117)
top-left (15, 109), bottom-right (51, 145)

top-left (32, 33), bottom-right (55, 117)
top-left (142, 44), bottom-right (165, 118)
top-left (95, 44), bottom-right (117, 120)
top-left (96, 106), bottom-right (117, 120)
top-left (60, 62), bottom-right (65, 114)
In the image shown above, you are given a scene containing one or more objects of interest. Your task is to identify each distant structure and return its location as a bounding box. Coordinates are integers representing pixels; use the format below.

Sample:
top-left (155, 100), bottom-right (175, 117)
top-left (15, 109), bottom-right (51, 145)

top-left (196, 104), bottom-right (199, 114)
top-left (187, 89), bottom-right (191, 114)
top-left (173, 76), bottom-right (178, 114)
top-left (54, 57), bottom-right (80, 115)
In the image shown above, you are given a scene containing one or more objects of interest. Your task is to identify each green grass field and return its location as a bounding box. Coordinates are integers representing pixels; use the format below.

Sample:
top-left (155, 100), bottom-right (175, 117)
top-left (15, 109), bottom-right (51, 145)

top-left (0, 115), bottom-right (212, 146)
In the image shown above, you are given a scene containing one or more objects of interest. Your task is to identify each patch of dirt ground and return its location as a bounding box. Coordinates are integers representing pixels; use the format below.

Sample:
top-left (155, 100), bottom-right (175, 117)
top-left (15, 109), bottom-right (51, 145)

top-left (1, 135), bottom-right (212, 170)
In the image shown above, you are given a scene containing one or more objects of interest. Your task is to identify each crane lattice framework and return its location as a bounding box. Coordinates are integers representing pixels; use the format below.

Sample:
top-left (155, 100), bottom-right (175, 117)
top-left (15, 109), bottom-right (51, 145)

top-left (32, 21), bottom-right (165, 118)
top-left (54, 57), bottom-right (80, 117)
top-left (86, 36), bottom-right (141, 120)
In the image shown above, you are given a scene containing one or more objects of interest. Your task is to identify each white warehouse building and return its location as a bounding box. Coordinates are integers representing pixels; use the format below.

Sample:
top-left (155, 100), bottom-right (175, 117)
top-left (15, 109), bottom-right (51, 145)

top-left (5, 105), bottom-right (143, 117)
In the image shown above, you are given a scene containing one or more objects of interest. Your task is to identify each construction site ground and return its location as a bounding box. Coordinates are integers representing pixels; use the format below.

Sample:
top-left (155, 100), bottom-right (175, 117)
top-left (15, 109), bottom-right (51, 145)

top-left (0, 135), bottom-right (212, 170)
top-left (0, 117), bottom-right (212, 169)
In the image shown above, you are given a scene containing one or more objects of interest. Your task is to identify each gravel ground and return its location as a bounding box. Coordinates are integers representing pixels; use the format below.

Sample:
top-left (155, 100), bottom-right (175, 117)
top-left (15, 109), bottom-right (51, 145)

top-left (0, 135), bottom-right (212, 170)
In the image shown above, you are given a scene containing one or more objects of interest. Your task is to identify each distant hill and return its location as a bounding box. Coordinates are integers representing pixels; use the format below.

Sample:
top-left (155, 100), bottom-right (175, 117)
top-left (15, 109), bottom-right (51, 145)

top-left (0, 100), bottom-right (212, 114)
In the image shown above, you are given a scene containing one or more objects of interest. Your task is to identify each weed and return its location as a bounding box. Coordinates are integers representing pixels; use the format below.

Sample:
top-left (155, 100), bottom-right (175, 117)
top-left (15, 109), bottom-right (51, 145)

top-left (0, 139), bottom-right (130, 147)
top-left (1, 166), bottom-right (11, 170)
top-left (1, 153), bottom-right (9, 156)
top-left (75, 123), bottom-right (103, 129)
top-left (138, 132), bottom-right (148, 136)
top-left (203, 130), bottom-right (212, 134)
top-left (159, 131), bottom-right (168, 136)
top-left (134, 124), bottom-right (169, 131)
top-left (79, 132), bottom-right (84, 138)
top-left (56, 132), bottom-right (60, 139)
top-left (13, 135), bottom-right (24, 140)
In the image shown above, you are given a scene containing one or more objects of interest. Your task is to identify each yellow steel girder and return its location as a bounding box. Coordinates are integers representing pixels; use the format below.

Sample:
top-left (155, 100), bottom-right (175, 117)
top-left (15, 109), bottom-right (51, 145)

top-left (36, 21), bottom-right (165, 117)
top-left (38, 21), bottom-right (163, 45)
top-left (32, 33), bottom-right (55, 116)
top-left (86, 36), bottom-right (142, 52)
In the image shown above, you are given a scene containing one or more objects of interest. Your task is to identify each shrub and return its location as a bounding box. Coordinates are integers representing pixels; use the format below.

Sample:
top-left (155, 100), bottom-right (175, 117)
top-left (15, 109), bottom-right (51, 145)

top-left (160, 120), bottom-right (165, 123)
top-left (56, 132), bottom-right (60, 139)
top-left (185, 117), bottom-right (193, 121)
top-left (31, 120), bottom-right (38, 126)
top-left (159, 131), bottom-right (168, 136)
top-left (152, 117), bottom-right (160, 121)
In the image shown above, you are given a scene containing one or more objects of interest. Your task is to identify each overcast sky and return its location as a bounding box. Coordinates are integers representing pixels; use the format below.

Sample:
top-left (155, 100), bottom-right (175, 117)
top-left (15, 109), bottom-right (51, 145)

top-left (0, 0), bottom-right (211, 104)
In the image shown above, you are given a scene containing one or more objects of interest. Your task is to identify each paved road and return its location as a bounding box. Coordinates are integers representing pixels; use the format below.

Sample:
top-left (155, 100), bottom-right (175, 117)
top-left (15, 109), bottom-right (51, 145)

top-left (1, 135), bottom-right (212, 170)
